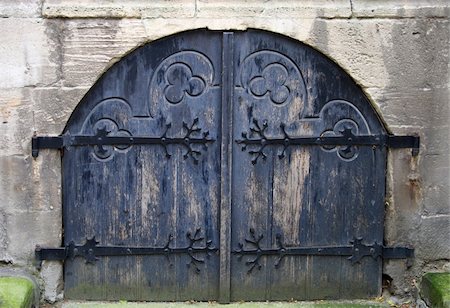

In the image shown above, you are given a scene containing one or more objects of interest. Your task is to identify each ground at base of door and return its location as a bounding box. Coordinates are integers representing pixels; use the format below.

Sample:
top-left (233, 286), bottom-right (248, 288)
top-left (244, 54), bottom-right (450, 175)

top-left (60, 300), bottom-right (391, 308)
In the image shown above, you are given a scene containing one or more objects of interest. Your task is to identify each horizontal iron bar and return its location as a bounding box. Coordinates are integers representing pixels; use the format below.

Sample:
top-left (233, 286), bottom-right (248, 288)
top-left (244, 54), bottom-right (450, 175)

top-left (233, 245), bottom-right (414, 259)
top-left (32, 135), bottom-right (212, 155)
top-left (239, 135), bottom-right (418, 147)
top-left (32, 134), bottom-right (419, 157)
top-left (31, 136), bottom-right (63, 157)
top-left (233, 231), bottom-right (414, 273)
top-left (35, 245), bottom-right (218, 260)
top-left (36, 230), bottom-right (218, 272)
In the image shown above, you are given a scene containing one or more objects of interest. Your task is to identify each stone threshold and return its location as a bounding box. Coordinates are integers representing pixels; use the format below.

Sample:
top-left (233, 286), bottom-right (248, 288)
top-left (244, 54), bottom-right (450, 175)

top-left (62, 300), bottom-right (389, 308)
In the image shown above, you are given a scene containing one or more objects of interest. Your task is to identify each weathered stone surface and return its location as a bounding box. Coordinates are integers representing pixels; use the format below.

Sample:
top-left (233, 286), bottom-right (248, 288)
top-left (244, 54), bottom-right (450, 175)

top-left (0, 18), bottom-right (59, 88)
top-left (417, 216), bottom-right (450, 260)
top-left (5, 210), bottom-right (61, 265)
top-left (40, 261), bottom-right (63, 303)
top-left (0, 88), bottom-right (34, 157)
top-left (141, 17), bottom-right (318, 41)
top-left (0, 209), bottom-right (10, 263)
top-left (352, 0), bottom-right (450, 18)
top-left (62, 19), bottom-right (148, 87)
top-left (367, 87), bottom-right (449, 129)
top-left (0, 0), bottom-right (42, 18)
top-left (30, 87), bottom-right (90, 134)
top-left (43, 0), bottom-right (195, 18)
top-left (308, 18), bottom-right (449, 90)
top-left (196, 0), bottom-right (352, 18)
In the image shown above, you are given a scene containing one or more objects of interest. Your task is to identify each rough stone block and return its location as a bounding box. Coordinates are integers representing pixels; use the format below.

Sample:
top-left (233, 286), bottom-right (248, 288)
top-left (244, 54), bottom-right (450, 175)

top-left (352, 0), bottom-right (450, 18)
top-left (367, 87), bottom-right (449, 129)
top-left (40, 261), bottom-right (63, 303)
top-left (0, 18), bottom-right (59, 88)
top-left (30, 87), bottom-right (90, 134)
top-left (420, 152), bottom-right (450, 215)
top-left (43, 0), bottom-right (195, 18)
top-left (417, 216), bottom-right (450, 261)
top-left (0, 88), bottom-right (34, 156)
top-left (62, 19), bottom-right (148, 87)
top-left (420, 273), bottom-right (450, 308)
top-left (196, 0), bottom-right (352, 18)
top-left (5, 210), bottom-right (61, 265)
top-left (0, 0), bottom-right (41, 17)
top-left (0, 153), bottom-right (61, 213)
top-left (0, 209), bottom-right (10, 263)
top-left (141, 17), bottom-right (318, 42)
top-left (308, 19), bottom-right (449, 90)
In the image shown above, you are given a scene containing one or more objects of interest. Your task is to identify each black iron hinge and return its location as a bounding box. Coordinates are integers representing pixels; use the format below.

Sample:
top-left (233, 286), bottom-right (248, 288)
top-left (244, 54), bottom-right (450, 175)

top-left (233, 229), bottom-right (414, 274)
top-left (236, 120), bottom-right (420, 164)
top-left (35, 228), bottom-right (217, 274)
top-left (32, 118), bottom-right (214, 164)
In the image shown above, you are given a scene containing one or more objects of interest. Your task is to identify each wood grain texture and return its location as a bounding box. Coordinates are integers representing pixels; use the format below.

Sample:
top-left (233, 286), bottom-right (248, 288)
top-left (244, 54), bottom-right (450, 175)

top-left (62, 29), bottom-right (387, 301)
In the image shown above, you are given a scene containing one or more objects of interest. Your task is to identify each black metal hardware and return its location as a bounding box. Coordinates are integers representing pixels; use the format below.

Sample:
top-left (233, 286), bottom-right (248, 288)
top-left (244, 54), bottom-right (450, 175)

top-left (236, 119), bottom-right (420, 164)
top-left (35, 228), bottom-right (218, 273)
top-left (32, 118), bottom-right (214, 164)
top-left (233, 229), bottom-right (414, 274)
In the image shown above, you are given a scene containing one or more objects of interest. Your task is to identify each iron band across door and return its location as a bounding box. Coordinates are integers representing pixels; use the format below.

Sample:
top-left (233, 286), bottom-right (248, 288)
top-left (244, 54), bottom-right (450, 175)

top-left (36, 228), bottom-right (413, 275)
top-left (36, 228), bottom-right (218, 274)
top-left (236, 119), bottom-right (419, 165)
top-left (32, 118), bottom-right (419, 161)
top-left (232, 229), bottom-right (414, 274)
top-left (31, 118), bottom-right (214, 164)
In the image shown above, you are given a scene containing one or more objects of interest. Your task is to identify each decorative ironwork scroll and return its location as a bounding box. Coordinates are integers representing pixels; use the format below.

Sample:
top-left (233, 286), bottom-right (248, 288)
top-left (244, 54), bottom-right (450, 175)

top-left (236, 119), bottom-right (419, 164)
top-left (35, 228), bottom-right (218, 274)
top-left (233, 229), bottom-right (414, 274)
top-left (32, 118), bottom-right (214, 164)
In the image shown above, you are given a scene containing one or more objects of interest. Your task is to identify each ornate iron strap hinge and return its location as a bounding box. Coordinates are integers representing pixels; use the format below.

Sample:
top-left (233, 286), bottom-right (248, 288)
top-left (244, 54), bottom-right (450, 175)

top-left (35, 228), bottom-right (218, 273)
top-left (32, 118), bottom-right (214, 164)
top-left (236, 119), bottom-right (420, 164)
top-left (233, 229), bottom-right (414, 274)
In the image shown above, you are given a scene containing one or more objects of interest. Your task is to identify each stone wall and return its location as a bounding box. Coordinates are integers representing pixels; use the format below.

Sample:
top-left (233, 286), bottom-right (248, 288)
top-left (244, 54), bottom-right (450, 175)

top-left (0, 0), bottom-right (448, 303)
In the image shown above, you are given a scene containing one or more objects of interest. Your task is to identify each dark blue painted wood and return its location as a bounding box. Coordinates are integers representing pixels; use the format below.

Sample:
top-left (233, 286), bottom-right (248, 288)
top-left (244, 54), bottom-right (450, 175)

top-left (62, 29), bottom-right (387, 301)
top-left (63, 30), bottom-right (223, 300)
top-left (230, 30), bottom-right (385, 301)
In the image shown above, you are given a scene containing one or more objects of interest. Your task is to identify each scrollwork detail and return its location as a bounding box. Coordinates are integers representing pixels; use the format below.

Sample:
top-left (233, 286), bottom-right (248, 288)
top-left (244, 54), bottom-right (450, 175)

top-left (320, 119), bottom-right (359, 161)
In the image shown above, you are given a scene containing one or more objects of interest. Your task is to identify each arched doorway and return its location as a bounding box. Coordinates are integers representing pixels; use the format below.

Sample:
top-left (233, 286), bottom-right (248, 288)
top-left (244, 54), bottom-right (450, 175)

top-left (33, 29), bottom-right (418, 302)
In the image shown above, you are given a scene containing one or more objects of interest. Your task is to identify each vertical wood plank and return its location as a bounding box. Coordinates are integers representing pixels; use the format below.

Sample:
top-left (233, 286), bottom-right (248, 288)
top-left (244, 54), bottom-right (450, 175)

top-left (219, 31), bottom-right (234, 304)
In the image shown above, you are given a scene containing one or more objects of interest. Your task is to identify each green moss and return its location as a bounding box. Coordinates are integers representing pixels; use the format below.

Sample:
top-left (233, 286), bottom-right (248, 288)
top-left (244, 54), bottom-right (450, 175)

top-left (0, 276), bottom-right (34, 308)
top-left (421, 273), bottom-right (450, 308)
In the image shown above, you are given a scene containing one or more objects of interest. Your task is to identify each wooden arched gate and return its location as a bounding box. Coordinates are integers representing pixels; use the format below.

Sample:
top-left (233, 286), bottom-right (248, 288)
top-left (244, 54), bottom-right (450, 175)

top-left (33, 29), bottom-right (418, 302)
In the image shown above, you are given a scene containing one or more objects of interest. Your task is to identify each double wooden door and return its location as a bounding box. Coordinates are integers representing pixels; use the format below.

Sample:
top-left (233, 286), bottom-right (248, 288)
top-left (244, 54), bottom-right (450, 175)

top-left (62, 29), bottom-right (387, 301)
